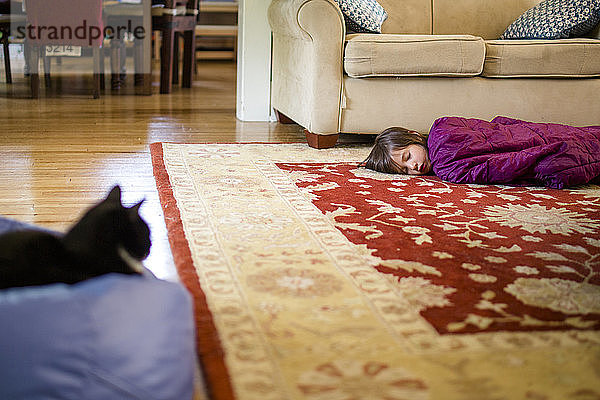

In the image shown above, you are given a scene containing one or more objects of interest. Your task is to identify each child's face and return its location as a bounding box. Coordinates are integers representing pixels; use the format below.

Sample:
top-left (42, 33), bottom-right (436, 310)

top-left (391, 144), bottom-right (431, 175)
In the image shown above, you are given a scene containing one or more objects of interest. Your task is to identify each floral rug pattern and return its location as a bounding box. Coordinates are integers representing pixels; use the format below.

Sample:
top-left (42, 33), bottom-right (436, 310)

top-left (152, 143), bottom-right (600, 400)
top-left (277, 163), bottom-right (600, 335)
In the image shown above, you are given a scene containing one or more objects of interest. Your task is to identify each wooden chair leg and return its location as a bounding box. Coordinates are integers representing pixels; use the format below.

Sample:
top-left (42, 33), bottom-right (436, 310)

top-left (110, 38), bottom-right (123, 90)
top-left (99, 47), bottom-right (106, 90)
top-left (2, 34), bottom-right (12, 84)
top-left (133, 37), bottom-right (143, 87)
top-left (118, 39), bottom-right (126, 82)
top-left (23, 39), bottom-right (30, 77)
top-left (29, 45), bottom-right (40, 98)
top-left (304, 130), bottom-right (339, 149)
top-left (193, 40), bottom-right (197, 76)
top-left (93, 47), bottom-right (101, 99)
top-left (42, 50), bottom-right (51, 88)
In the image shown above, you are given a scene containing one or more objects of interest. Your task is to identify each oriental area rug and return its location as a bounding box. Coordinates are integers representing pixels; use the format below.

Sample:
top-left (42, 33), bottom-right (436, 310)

top-left (151, 143), bottom-right (600, 400)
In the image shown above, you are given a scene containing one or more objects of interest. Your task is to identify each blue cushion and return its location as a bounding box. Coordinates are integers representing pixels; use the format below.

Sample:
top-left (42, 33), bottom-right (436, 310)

top-left (334, 0), bottom-right (387, 33)
top-left (501, 0), bottom-right (600, 39)
top-left (0, 274), bottom-right (196, 400)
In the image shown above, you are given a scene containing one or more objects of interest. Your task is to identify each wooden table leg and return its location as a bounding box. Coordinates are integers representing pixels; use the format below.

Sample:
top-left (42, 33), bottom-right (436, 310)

top-left (182, 29), bottom-right (194, 88)
top-left (160, 28), bottom-right (174, 94)
top-left (172, 32), bottom-right (179, 85)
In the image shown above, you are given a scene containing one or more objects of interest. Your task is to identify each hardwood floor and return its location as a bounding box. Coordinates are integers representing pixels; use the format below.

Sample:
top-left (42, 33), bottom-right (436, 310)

top-left (0, 60), bottom-right (315, 280)
top-left (0, 58), bottom-right (377, 399)
top-left (0, 59), bottom-right (374, 280)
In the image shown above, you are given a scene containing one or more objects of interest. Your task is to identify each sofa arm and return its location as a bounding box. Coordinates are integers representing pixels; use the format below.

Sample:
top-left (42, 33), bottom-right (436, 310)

top-left (269, 0), bottom-right (345, 38)
top-left (268, 0), bottom-right (345, 135)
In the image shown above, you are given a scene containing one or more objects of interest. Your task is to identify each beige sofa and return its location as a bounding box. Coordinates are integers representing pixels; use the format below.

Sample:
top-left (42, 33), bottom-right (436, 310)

top-left (268, 0), bottom-right (600, 148)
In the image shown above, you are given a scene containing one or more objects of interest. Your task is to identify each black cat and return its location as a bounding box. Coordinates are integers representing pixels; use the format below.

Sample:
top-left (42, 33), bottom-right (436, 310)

top-left (0, 186), bottom-right (151, 289)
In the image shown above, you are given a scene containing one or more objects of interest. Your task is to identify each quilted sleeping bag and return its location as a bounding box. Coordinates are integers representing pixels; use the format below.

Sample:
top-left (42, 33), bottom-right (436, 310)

top-left (428, 116), bottom-right (600, 189)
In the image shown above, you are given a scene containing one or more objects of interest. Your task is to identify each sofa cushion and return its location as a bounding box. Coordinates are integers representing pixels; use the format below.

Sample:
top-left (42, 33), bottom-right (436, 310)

top-left (483, 39), bottom-right (600, 77)
top-left (501, 0), bottom-right (600, 39)
top-left (334, 0), bottom-right (388, 33)
top-left (344, 34), bottom-right (485, 78)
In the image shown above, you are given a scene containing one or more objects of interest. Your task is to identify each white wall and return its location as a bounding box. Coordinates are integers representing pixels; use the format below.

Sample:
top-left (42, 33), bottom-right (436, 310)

top-left (236, 0), bottom-right (274, 122)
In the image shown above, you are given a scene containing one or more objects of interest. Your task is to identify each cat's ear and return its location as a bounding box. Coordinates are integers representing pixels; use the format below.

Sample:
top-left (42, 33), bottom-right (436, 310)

top-left (130, 199), bottom-right (145, 213)
top-left (106, 185), bottom-right (122, 203)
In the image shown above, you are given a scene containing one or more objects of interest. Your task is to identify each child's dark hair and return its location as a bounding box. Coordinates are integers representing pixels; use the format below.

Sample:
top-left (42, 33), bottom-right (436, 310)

top-left (360, 127), bottom-right (429, 173)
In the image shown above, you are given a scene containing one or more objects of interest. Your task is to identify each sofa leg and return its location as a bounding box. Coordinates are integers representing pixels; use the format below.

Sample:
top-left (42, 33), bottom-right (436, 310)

top-left (304, 130), bottom-right (338, 149)
top-left (274, 109), bottom-right (296, 124)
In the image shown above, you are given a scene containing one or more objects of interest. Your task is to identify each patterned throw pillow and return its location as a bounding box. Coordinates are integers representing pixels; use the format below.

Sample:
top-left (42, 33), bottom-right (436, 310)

top-left (501, 0), bottom-right (600, 39)
top-left (334, 0), bottom-right (388, 33)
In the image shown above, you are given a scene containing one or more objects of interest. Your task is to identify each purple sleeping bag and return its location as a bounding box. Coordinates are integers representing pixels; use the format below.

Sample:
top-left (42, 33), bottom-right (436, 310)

top-left (428, 116), bottom-right (600, 189)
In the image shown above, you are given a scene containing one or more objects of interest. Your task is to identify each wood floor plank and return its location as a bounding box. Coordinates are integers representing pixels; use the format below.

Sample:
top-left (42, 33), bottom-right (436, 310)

top-left (0, 59), bottom-right (373, 281)
top-left (0, 60), bottom-right (305, 281)
top-left (0, 58), bottom-right (377, 400)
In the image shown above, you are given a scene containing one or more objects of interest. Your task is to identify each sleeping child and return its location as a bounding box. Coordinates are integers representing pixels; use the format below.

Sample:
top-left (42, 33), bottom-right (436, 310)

top-left (360, 116), bottom-right (600, 189)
